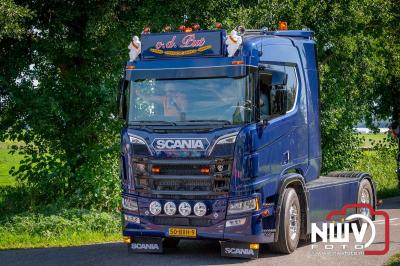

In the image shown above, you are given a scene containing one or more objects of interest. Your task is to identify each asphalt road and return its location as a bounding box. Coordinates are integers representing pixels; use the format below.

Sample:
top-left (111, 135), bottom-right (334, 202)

top-left (1, 197), bottom-right (400, 266)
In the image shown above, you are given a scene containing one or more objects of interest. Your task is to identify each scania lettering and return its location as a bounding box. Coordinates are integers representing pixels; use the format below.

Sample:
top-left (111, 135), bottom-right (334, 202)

top-left (225, 248), bottom-right (255, 255)
top-left (131, 243), bottom-right (160, 250)
top-left (118, 22), bottom-right (377, 258)
top-left (153, 138), bottom-right (208, 150)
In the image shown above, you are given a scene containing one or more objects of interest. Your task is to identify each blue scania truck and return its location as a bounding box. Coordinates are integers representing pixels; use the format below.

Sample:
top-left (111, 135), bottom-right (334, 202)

top-left (118, 23), bottom-right (376, 258)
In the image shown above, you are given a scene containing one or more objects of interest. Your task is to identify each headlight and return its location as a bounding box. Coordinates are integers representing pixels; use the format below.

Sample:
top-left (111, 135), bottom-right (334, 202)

top-left (122, 198), bottom-right (138, 211)
top-left (193, 202), bottom-right (207, 217)
top-left (227, 198), bottom-right (258, 215)
top-left (164, 201), bottom-right (177, 216)
top-left (129, 135), bottom-right (146, 145)
top-left (178, 202), bottom-right (191, 216)
top-left (149, 201), bottom-right (162, 215)
top-left (216, 133), bottom-right (237, 145)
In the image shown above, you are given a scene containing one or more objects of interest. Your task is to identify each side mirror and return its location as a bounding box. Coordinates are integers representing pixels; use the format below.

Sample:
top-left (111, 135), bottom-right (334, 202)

top-left (117, 79), bottom-right (128, 119)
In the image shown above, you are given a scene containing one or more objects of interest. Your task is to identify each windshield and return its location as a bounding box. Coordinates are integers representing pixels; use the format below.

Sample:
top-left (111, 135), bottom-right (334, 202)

top-left (128, 76), bottom-right (255, 125)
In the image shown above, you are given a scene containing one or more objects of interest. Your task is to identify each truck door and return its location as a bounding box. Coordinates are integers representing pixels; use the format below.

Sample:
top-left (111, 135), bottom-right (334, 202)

top-left (253, 63), bottom-right (308, 194)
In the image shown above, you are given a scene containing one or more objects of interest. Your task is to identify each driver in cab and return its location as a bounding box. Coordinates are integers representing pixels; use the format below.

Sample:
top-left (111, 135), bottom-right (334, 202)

top-left (136, 82), bottom-right (187, 117)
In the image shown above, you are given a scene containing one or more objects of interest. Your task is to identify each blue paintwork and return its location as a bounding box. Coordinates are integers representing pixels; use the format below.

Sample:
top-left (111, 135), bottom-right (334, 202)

top-left (121, 29), bottom-right (362, 243)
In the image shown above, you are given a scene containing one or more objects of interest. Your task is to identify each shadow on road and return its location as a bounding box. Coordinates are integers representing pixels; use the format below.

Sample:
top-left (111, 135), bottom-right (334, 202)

top-left (0, 239), bottom-right (296, 266)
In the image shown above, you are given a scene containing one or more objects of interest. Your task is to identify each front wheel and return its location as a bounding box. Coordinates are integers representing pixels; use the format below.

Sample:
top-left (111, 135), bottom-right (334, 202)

top-left (268, 188), bottom-right (301, 254)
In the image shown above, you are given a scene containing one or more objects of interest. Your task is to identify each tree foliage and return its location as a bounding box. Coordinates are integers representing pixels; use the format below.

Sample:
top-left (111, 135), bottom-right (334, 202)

top-left (0, 0), bottom-right (399, 209)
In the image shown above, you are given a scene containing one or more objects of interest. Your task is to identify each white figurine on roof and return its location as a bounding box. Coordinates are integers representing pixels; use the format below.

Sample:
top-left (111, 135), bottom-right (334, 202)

top-left (128, 35), bottom-right (141, 61)
top-left (225, 30), bottom-right (242, 57)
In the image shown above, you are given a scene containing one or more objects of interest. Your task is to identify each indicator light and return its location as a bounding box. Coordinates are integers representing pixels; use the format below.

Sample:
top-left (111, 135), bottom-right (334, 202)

top-left (151, 167), bottom-right (160, 173)
top-left (123, 236), bottom-right (132, 244)
top-left (231, 60), bottom-right (244, 65)
top-left (250, 243), bottom-right (260, 250)
top-left (126, 65), bottom-right (136, 69)
top-left (200, 167), bottom-right (210, 174)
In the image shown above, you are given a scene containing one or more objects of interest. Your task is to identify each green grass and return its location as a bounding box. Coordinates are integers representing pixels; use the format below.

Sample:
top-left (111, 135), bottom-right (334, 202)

top-left (0, 141), bottom-right (24, 186)
top-left (0, 209), bottom-right (121, 250)
top-left (358, 133), bottom-right (387, 149)
top-left (355, 150), bottom-right (399, 198)
top-left (384, 251), bottom-right (400, 266)
top-left (355, 133), bottom-right (399, 198)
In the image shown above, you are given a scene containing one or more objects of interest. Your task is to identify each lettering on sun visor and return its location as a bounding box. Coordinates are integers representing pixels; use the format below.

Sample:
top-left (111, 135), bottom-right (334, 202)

top-left (152, 138), bottom-right (210, 151)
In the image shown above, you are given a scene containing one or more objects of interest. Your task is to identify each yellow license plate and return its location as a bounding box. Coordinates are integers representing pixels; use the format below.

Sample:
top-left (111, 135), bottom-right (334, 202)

top-left (168, 228), bottom-right (197, 237)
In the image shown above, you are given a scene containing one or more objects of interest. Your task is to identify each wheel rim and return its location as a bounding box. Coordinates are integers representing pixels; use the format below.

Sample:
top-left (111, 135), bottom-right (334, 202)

top-left (289, 204), bottom-right (298, 240)
top-left (360, 188), bottom-right (371, 216)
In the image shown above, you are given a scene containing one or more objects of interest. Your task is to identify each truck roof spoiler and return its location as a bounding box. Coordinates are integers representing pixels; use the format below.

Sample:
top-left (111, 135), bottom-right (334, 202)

top-left (243, 29), bottom-right (314, 39)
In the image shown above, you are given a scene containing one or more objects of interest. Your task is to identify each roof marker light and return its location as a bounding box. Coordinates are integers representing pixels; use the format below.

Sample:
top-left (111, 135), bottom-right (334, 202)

top-left (142, 26), bottom-right (151, 34)
top-left (185, 27), bottom-right (193, 33)
top-left (278, 21), bottom-right (288, 31)
top-left (178, 25), bottom-right (186, 32)
top-left (215, 22), bottom-right (222, 29)
top-left (192, 23), bottom-right (200, 31)
top-left (163, 25), bottom-right (172, 32)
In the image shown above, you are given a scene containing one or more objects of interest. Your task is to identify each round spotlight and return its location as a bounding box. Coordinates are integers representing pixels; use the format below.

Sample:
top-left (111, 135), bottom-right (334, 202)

top-left (193, 202), bottom-right (207, 217)
top-left (178, 202), bottom-right (192, 216)
top-left (217, 164), bottom-right (224, 172)
top-left (164, 201), bottom-right (177, 216)
top-left (149, 201), bottom-right (162, 215)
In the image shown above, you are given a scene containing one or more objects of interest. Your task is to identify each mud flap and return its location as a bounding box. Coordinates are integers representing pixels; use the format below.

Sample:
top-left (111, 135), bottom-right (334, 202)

top-left (220, 241), bottom-right (259, 259)
top-left (129, 237), bottom-right (164, 253)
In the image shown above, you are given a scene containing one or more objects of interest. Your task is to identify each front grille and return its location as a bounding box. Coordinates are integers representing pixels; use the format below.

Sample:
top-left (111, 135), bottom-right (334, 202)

top-left (154, 164), bottom-right (205, 176)
top-left (153, 216), bottom-right (212, 227)
top-left (154, 179), bottom-right (212, 192)
top-left (133, 158), bottom-right (232, 199)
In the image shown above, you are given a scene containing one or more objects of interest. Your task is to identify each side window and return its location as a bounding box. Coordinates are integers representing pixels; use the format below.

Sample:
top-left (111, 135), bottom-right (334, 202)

top-left (258, 65), bottom-right (298, 120)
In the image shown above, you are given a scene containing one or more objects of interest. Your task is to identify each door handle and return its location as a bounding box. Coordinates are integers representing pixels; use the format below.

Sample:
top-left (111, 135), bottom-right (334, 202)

top-left (282, 151), bottom-right (290, 165)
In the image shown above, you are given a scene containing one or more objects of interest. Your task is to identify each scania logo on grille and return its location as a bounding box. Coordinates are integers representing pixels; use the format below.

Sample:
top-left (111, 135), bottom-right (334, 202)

top-left (152, 138), bottom-right (210, 151)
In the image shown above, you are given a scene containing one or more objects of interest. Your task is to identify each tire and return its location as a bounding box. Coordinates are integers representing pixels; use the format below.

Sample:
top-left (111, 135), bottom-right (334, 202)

top-left (163, 238), bottom-right (180, 248)
top-left (268, 188), bottom-right (301, 254)
top-left (357, 179), bottom-right (373, 226)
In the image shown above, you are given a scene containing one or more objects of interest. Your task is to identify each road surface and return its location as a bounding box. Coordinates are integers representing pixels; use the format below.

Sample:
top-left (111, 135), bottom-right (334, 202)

top-left (1, 197), bottom-right (399, 266)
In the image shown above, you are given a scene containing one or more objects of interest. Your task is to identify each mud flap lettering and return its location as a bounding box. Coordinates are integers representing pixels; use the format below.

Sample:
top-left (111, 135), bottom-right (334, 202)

top-left (220, 241), bottom-right (259, 259)
top-left (129, 237), bottom-right (163, 253)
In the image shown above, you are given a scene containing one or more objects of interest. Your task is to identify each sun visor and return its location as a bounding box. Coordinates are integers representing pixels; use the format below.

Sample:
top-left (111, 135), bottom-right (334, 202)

top-left (126, 65), bottom-right (248, 80)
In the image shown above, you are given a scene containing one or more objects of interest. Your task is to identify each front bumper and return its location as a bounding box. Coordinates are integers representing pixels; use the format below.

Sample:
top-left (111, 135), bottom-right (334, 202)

top-left (122, 195), bottom-right (275, 243)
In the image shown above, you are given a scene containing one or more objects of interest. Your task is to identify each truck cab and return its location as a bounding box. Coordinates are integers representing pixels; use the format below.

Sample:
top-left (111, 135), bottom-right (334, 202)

top-left (119, 24), bottom-right (376, 258)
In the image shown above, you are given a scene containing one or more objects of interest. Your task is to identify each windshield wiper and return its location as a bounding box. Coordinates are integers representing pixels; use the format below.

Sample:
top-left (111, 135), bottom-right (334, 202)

top-left (178, 119), bottom-right (232, 125)
top-left (128, 120), bottom-right (177, 126)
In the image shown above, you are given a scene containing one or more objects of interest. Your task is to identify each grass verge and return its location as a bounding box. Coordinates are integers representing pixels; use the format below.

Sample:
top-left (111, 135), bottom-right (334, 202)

top-left (384, 251), bottom-right (400, 266)
top-left (0, 209), bottom-right (121, 250)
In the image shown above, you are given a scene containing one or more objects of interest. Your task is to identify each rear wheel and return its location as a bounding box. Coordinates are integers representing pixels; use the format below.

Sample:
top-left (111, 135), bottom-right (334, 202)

top-left (357, 179), bottom-right (373, 225)
top-left (268, 188), bottom-right (301, 253)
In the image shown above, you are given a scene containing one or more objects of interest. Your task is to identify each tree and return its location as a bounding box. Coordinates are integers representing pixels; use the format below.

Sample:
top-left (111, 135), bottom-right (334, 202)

top-left (1, 0), bottom-right (398, 210)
